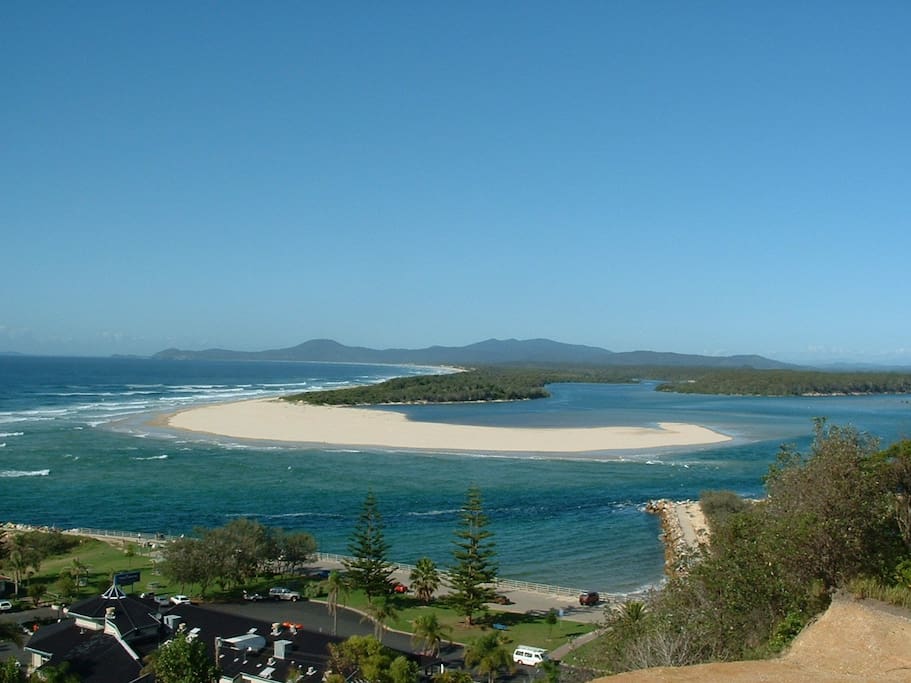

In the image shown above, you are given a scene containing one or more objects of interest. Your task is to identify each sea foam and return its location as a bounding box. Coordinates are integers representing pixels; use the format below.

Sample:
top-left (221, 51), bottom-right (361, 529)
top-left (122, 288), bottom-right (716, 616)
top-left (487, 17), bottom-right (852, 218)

top-left (1, 469), bottom-right (50, 478)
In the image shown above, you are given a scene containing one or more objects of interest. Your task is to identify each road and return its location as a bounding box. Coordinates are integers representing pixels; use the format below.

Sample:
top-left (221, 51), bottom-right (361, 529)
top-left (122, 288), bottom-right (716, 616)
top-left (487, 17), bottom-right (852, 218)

top-left (204, 598), bottom-right (438, 661)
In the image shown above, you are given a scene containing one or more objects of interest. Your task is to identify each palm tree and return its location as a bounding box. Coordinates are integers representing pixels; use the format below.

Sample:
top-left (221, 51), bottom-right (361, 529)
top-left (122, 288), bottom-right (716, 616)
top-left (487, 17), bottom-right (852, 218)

top-left (464, 632), bottom-right (513, 683)
top-left (68, 558), bottom-right (88, 587)
top-left (409, 557), bottom-right (441, 603)
top-left (29, 582), bottom-right (48, 609)
top-left (411, 613), bottom-right (450, 658)
top-left (326, 570), bottom-right (345, 636)
top-left (363, 596), bottom-right (398, 642)
top-left (620, 600), bottom-right (646, 627)
top-left (6, 538), bottom-right (28, 596)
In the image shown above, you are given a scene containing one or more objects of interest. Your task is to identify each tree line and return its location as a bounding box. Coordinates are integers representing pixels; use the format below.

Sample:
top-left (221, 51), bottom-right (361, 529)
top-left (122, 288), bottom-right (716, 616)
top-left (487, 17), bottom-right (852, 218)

top-left (283, 365), bottom-right (911, 406)
top-left (161, 519), bottom-right (316, 596)
top-left (657, 368), bottom-right (911, 396)
top-left (284, 366), bottom-right (643, 404)
top-left (0, 529), bottom-right (80, 598)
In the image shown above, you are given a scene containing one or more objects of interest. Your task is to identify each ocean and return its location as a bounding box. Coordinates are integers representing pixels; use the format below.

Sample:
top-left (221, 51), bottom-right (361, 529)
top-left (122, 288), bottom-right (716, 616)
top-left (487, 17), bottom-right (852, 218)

top-left (2, 356), bottom-right (910, 594)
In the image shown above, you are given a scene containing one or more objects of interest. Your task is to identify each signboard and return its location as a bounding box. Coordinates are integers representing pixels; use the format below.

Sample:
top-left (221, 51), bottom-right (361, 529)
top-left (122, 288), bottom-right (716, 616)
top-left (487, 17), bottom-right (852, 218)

top-left (114, 571), bottom-right (141, 586)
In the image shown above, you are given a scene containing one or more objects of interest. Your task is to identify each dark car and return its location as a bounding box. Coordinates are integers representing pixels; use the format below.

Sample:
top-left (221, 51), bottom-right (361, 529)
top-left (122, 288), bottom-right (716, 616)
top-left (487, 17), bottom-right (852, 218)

top-left (579, 591), bottom-right (599, 606)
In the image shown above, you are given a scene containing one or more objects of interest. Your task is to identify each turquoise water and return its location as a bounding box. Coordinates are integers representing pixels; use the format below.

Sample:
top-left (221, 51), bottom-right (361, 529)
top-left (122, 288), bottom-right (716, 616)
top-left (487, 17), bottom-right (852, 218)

top-left (2, 356), bottom-right (910, 593)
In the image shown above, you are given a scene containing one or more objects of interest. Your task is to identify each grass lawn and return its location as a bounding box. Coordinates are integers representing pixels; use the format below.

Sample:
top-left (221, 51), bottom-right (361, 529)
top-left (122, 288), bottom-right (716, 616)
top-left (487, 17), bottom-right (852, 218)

top-left (11, 535), bottom-right (594, 652)
top-left (559, 632), bottom-right (609, 670)
top-left (14, 537), bottom-right (164, 605)
top-left (324, 589), bottom-right (595, 649)
top-left (389, 602), bottom-right (595, 649)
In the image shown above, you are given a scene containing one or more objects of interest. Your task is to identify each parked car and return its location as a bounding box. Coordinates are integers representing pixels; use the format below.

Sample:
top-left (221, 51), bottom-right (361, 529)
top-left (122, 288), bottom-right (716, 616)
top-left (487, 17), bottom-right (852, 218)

top-left (513, 646), bottom-right (549, 666)
top-left (243, 591), bottom-right (265, 601)
top-left (0, 600), bottom-right (13, 611)
top-left (170, 595), bottom-right (191, 605)
top-left (392, 582), bottom-right (408, 594)
top-left (269, 587), bottom-right (301, 601)
top-left (579, 591), bottom-right (599, 606)
top-left (491, 593), bottom-right (513, 605)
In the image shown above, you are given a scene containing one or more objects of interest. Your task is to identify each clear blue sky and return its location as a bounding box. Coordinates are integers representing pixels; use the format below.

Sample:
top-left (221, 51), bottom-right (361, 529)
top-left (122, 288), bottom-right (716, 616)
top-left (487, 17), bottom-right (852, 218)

top-left (3, 2), bottom-right (909, 363)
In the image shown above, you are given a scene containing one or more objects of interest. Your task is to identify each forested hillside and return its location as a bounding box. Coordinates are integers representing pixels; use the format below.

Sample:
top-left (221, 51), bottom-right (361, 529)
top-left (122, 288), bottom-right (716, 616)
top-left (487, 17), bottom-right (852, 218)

top-left (657, 369), bottom-right (911, 396)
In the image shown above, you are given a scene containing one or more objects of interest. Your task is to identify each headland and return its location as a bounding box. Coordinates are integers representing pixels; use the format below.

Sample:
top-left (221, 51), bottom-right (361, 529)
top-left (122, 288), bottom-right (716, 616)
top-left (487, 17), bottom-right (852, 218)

top-left (162, 398), bottom-right (732, 454)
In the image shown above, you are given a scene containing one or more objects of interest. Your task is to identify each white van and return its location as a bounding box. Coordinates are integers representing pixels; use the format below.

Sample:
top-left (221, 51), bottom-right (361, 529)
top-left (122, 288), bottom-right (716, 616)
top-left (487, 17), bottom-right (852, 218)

top-left (513, 646), bottom-right (548, 666)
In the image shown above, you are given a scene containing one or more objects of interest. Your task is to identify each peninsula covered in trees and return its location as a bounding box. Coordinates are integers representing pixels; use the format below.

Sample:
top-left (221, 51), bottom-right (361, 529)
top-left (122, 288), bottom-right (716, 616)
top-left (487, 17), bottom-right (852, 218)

top-left (283, 365), bottom-right (911, 405)
top-left (655, 368), bottom-right (911, 396)
top-left (283, 367), bottom-right (642, 404)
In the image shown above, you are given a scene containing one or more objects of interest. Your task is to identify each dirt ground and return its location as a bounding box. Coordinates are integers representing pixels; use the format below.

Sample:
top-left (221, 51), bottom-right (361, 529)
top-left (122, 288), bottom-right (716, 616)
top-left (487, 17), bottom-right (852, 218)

top-left (597, 596), bottom-right (911, 681)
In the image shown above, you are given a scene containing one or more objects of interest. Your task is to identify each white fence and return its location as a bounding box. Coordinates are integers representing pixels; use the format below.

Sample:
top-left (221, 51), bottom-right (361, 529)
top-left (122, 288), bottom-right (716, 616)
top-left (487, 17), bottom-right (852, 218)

top-left (62, 527), bottom-right (181, 544)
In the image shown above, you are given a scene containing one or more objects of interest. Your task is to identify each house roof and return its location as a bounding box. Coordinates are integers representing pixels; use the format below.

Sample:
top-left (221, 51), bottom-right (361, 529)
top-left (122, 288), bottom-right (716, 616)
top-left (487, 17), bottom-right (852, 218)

top-left (28, 594), bottom-right (421, 683)
top-left (168, 604), bottom-right (346, 681)
top-left (25, 619), bottom-right (151, 683)
top-left (67, 584), bottom-right (160, 637)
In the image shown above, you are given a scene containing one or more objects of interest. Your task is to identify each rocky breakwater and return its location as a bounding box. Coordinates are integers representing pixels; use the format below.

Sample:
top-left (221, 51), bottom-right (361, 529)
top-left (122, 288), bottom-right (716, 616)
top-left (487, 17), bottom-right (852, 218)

top-left (646, 499), bottom-right (710, 578)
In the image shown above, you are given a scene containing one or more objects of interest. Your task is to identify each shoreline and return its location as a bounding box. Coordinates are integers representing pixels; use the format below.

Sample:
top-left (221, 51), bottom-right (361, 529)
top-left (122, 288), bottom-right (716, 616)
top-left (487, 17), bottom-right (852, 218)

top-left (646, 499), bottom-right (710, 577)
top-left (160, 398), bottom-right (732, 455)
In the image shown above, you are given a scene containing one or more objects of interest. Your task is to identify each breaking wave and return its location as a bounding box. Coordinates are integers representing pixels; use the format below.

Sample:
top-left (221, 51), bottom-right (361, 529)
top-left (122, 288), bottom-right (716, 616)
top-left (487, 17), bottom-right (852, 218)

top-left (1, 469), bottom-right (50, 478)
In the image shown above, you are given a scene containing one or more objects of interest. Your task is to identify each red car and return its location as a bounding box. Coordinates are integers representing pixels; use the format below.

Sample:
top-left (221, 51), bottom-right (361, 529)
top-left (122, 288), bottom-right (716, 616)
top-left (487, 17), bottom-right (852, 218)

top-left (392, 582), bottom-right (409, 594)
top-left (579, 591), bottom-right (600, 606)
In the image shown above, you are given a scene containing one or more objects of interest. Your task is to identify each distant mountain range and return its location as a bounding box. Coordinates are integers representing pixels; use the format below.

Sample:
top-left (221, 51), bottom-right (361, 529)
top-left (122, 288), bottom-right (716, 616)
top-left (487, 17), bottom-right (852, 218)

top-left (153, 338), bottom-right (794, 369)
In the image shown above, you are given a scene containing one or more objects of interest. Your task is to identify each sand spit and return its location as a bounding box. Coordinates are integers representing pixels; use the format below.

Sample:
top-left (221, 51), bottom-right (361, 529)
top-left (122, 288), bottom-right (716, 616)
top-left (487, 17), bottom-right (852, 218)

top-left (164, 398), bottom-right (732, 455)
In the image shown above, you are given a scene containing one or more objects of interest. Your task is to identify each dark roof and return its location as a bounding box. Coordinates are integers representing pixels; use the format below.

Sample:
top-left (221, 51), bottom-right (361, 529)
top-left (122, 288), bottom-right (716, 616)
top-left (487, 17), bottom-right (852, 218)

top-left (169, 604), bottom-right (346, 680)
top-left (28, 598), bottom-right (421, 683)
top-left (25, 619), bottom-right (146, 683)
top-left (67, 584), bottom-right (159, 637)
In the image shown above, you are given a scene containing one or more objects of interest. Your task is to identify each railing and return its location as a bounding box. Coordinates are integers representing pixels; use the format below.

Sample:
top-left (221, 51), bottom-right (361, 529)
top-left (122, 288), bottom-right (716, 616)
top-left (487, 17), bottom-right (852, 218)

top-left (493, 577), bottom-right (583, 598)
top-left (63, 527), bottom-right (183, 544)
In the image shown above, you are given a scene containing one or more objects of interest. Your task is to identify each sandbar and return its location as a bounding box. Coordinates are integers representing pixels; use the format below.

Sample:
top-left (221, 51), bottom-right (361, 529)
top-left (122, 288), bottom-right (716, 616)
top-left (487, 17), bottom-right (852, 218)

top-left (164, 398), bottom-right (731, 454)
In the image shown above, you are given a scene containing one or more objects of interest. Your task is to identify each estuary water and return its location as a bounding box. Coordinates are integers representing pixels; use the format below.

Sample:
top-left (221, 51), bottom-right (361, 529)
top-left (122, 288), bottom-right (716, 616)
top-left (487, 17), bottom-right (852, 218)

top-left (2, 356), bottom-right (910, 594)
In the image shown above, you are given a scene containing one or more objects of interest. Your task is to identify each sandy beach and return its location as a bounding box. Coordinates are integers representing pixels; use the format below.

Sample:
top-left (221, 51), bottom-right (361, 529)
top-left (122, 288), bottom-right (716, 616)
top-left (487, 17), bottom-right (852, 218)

top-left (164, 398), bottom-right (731, 454)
